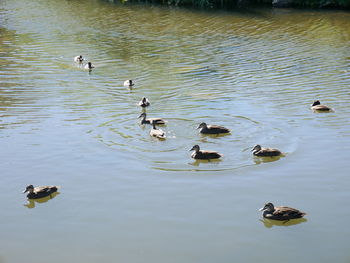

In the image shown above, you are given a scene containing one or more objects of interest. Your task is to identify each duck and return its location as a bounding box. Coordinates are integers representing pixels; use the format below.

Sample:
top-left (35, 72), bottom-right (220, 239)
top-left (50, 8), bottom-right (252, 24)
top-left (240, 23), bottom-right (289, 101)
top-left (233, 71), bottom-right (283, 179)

top-left (311, 100), bottom-right (332, 112)
top-left (23, 185), bottom-right (59, 199)
top-left (251, 144), bottom-right (282, 157)
top-left (124, 80), bottom-right (134, 87)
top-left (74, 55), bottom-right (84, 63)
top-left (138, 112), bottom-right (165, 125)
top-left (197, 122), bottom-right (230, 134)
top-left (84, 62), bottom-right (94, 70)
top-left (259, 202), bottom-right (306, 221)
top-left (150, 121), bottom-right (166, 139)
top-left (190, 144), bottom-right (222, 160)
top-left (138, 97), bottom-right (150, 107)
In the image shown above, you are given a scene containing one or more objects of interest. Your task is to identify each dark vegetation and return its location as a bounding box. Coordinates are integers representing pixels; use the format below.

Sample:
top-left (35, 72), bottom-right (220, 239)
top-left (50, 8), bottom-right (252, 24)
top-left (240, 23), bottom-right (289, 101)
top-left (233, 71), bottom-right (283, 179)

top-left (116, 0), bottom-right (350, 9)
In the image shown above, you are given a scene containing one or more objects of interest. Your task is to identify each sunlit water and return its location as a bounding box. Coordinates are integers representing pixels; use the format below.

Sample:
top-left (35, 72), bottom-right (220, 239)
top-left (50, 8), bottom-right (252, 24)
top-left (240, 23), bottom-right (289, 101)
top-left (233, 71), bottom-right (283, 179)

top-left (0, 0), bottom-right (350, 262)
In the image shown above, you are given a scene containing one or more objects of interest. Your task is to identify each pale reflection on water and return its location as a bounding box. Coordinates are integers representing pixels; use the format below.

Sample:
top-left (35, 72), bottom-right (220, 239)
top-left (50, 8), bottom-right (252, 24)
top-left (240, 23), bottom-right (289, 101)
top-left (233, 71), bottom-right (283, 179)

top-left (0, 0), bottom-right (350, 262)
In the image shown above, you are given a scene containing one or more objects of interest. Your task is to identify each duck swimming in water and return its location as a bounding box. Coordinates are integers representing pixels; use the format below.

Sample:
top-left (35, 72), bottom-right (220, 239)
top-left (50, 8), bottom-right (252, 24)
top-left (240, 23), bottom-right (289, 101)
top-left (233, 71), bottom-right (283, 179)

top-left (124, 80), bottom-right (134, 87)
top-left (197, 122), bottom-right (230, 134)
top-left (190, 145), bottom-right (222, 160)
top-left (74, 55), bottom-right (84, 63)
top-left (84, 62), bottom-right (94, 70)
top-left (149, 121), bottom-right (166, 140)
top-left (311, 100), bottom-right (332, 112)
top-left (138, 112), bottom-right (165, 125)
top-left (259, 202), bottom-right (306, 221)
top-left (138, 97), bottom-right (150, 108)
top-left (23, 185), bottom-right (59, 199)
top-left (251, 145), bottom-right (282, 157)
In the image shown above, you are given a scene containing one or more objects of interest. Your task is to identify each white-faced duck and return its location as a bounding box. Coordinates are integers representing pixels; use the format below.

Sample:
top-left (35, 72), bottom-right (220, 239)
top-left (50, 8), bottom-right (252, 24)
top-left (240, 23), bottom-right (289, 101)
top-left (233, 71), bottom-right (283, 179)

top-left (124, 80), bottom-right (134, 87)
top-left (150, 121), bottom-right (166, 140)
top-left (251, 144), bottom-right (282, 157)
top-left (138, 112), bottom-right (165, 125)
top-left (23, 185), bottom-right (59, 199)
top-left (259, 202), bottom-right (306, 221)
top-left (138, 97), bottom-right (150, 108)
top-left (74, 55), bottom-right (84, 63)
top-left (190, 144), bottom-right (222, 160)
top-left (311, 100), bottom-right (332, 112)
top-left (197, 122), bottom-right (230, 134)
top-left (84, 62), bottom-right (94, 70)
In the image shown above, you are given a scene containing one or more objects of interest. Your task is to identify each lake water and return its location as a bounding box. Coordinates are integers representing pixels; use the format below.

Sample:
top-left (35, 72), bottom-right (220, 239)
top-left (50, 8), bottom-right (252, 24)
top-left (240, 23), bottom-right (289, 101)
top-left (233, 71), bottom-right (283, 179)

top-left (0, 0), bottom-right (350, 262)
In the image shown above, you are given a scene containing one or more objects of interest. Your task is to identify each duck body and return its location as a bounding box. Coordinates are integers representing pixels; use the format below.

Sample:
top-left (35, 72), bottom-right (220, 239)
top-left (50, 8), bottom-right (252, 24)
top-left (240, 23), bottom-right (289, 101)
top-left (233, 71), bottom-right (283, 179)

top-left (150, 122), bottom-right (166, 139)
top-left (23, 185), bottom-right (58, 199)
top-left (259, 202), bottom-right (306, 221)
top-left (124, 80), bottom-right (134, 87)
top-left (84, 62), bottom-right (94, 70)
top-left (311, 100), bottom-right (331, 112)
top-left (252, 145), bottom-right (281, 157)
top-left (198, 122), bottom-right (230, 134)
top-left (139, 113), bottom-right (165, 125)
top-left (190, 145), bottom-right (222, 160)
top-left (139, 97), bottom-right (150, 107)
top-left (74, 55), bottom-right (84, 63)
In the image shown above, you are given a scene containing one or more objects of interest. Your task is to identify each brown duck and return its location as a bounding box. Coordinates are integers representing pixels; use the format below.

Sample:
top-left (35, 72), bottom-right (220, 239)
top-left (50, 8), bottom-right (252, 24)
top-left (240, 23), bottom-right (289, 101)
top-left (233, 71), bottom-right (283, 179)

top-left (311, 100), bottom-right (332, 112)
top-left (138, 97), bottom-right (150, 107)
top-left (23, 185), bottom-right (59, 199)
top-left (190, 145), bottom-right (222, 160)
top-left (150, 121), bottom-right (166, 140)
top-left (251, 145), bottom-right (282, 157)
top-left (197, 122), bottom-right (230, 134)
top-left (259, 202), bottom-right (306, 221)
top-left (139, 112), bottom-right (166, 125)
top-left (124, 79), bottom-right (135, 87)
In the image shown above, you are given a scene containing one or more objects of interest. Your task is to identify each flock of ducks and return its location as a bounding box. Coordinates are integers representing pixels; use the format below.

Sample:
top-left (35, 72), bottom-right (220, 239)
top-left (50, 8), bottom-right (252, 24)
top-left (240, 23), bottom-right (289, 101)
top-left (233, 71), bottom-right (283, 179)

top-left (22, 55), bottom-right (335, 222)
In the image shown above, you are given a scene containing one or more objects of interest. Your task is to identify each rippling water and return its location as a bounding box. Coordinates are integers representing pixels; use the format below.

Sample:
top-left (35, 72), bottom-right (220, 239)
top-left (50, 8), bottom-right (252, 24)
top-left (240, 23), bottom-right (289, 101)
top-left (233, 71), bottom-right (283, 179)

top-left (1, 0), bottom-right (350, 262)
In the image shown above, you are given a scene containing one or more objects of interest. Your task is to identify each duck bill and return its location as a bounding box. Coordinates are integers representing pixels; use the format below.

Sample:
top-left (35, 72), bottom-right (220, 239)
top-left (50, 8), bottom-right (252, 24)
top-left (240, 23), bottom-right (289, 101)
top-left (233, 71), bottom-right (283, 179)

top-left (259, 207), bottom-right (265, 211)
top-left (189, 147), bottom-right (195, 151)
top-left (23, 189), bottom-right (28, 193)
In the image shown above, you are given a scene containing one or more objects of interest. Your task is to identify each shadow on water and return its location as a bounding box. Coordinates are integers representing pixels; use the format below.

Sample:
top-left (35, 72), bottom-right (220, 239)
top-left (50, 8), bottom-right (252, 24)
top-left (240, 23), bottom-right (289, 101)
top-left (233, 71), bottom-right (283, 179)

top-left (24, 192), bottom-right (60, 209)
top-left (260, 218), bottom-right (308, 228)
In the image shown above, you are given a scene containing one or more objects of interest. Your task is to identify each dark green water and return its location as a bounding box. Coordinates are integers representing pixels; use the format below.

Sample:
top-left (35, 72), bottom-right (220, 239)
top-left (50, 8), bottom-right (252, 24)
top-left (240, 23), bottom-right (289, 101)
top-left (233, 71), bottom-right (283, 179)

top-left (0, 0), bottom-right (350, 262)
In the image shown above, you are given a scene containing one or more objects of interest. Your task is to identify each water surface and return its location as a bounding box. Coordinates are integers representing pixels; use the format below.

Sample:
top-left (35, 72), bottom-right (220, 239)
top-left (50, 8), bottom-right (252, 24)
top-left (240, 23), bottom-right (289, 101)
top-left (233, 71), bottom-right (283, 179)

top-left (0, 0), bottom-right (350, 262)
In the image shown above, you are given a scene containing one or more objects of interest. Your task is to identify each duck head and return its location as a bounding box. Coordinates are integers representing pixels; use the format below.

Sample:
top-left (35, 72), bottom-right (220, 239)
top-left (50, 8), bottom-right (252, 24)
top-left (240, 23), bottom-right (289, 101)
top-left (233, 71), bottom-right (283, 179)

top-left (312, 100), bottom-right (321, 106)
top-left (259, 202), bottom-right (275, 212)
top-left (23, 185), bottom-right (34, 194)
top-left (190, 145), bottom-right (200, 152)
top-left (251, 144), bottom-right (262, 152)
top-left (197, 122), bottom-right (208, 129)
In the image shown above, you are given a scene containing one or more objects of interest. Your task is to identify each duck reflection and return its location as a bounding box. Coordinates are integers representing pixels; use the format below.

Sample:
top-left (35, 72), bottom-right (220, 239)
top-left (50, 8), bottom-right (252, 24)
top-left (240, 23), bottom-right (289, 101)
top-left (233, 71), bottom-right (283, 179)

top-left (24, 192), bottom-right (60, 209)
top-left (253, 155), bottom-right (282, 164)
top-left (189, 158), bottom-right (222, 166)
top-left (260, 218), bottom-right (307, 228)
